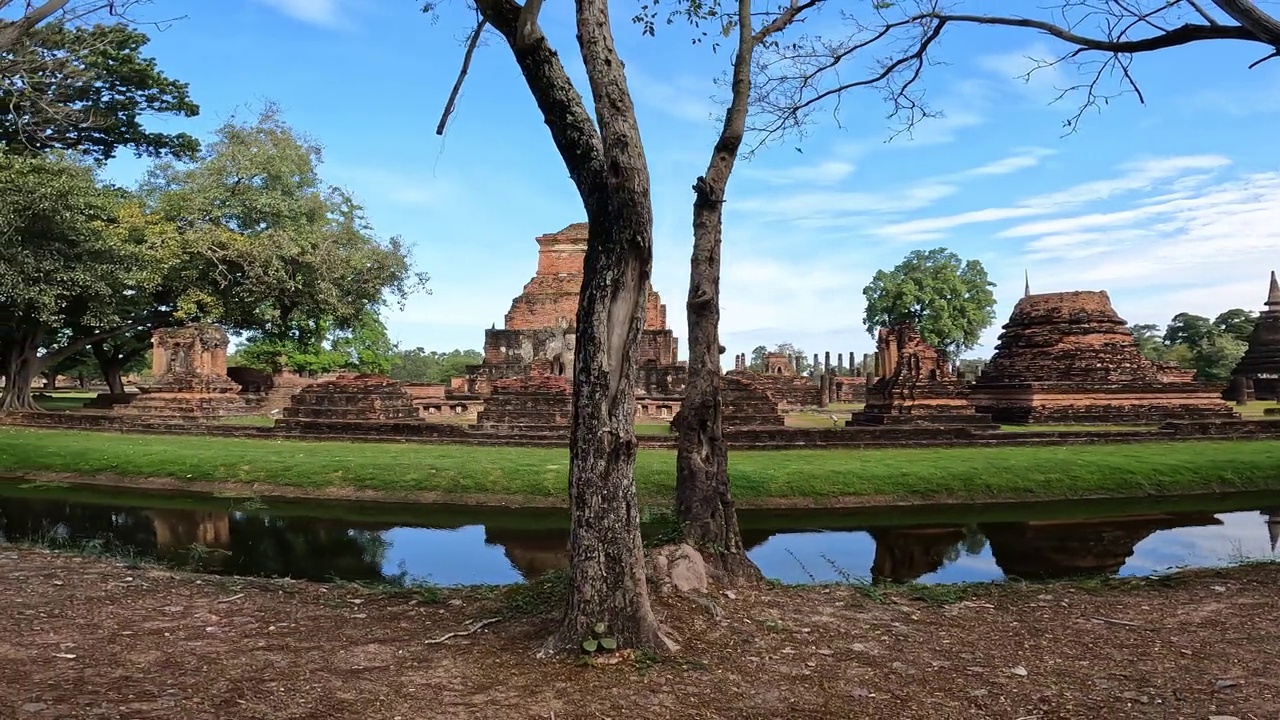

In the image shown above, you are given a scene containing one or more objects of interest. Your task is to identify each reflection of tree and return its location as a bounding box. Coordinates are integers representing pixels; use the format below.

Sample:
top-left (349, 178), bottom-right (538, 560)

top-left (483, 527), bottom-right (568, 579)
top-left (962, 525), bottom-right (987, 556)
top-left (0, 498), bottom-right (158, 550)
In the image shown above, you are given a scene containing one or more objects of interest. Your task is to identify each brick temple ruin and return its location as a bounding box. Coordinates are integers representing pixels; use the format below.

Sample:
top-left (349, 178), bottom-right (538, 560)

top-left (968, 290), bottom-right (1237, 423)
top-left (113, 323), bottom-right (248, 422)
top-left (446, 222), bottom-right (687, 422)
top-left (474, 358), bottom-right (572, 432)
top-left (850, 323), bottom-right (994, 427)
top-left (280, 374), bottom-right (419, 422)
top-left (1228, 271), bottom-right (1280, 402)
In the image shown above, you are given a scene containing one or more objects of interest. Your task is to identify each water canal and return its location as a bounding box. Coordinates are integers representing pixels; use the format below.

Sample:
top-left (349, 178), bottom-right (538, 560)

top-left (1, 479), bottom-right (1277, 586)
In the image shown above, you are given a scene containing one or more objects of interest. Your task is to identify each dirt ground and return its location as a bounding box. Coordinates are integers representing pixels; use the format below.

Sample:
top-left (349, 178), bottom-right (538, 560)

top-left (1, 547), bottom-right (1276, 720)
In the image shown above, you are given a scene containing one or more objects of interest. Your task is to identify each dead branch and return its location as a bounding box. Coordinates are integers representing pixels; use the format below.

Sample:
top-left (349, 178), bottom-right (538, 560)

top-left (423, 617), bottom-right (502, 644)
top-left (436, 15), bottom-right (488, 136)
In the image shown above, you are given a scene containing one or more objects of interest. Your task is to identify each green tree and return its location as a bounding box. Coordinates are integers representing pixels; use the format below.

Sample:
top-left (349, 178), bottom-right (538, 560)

top-left (1192, 334), bottom-right (1248, 382)
top-left (1213, 309), bottom-right (1257, 344)
top-left (861, 248), bottom-right (997, 357)
top-left (1164, 313), bottom-right (1216, 349)
top-left (89, 328), bottom-right (152, 395)
top-left (0, 154), bottom-right (173, 410)
top-left (141, 104), bottom-right (427, 347)
top-left (388, 348), bottom-right (482, 384)
top-left (330, 311), bottom-right (398, 375)
top-left (1129, 323), bottom-right (1167, 363)
top-left (0, 22), bottom-right (200, 161)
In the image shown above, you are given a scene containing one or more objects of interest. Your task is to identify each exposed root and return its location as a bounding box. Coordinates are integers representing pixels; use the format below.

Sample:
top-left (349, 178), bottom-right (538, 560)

top-left (424, 617), bottom-right (501, 644)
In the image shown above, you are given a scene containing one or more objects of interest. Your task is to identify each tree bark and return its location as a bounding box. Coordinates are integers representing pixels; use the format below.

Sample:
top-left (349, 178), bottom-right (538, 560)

top-left (1, 327), bottom-right (43, 412)
top-left (474, 0), bottom-right (667, 655)
top-left (673, 0), bottom-right (772, 585)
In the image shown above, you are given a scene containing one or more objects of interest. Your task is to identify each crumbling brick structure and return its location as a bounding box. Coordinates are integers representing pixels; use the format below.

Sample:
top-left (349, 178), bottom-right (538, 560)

top-left (280, 374), bottom-right (419, 422)
top-left (474, 359), bottom-right (572, 432)
top-left (464, 223), bottom-right (682, 394)
top-left (968, 290), bottom-right (1237, 423)
top-left (113, 323), bottom-right (246, 422)
top-left (850, 323), bottom-right (994, 427)
top-left (1229, 271), bottom-right (1280, 401)
top-left (721, 374), bottom-right (787, 428)
top-left (227, 367), bottom-right (312, 412)
top-left (762, 352), bottom-right (795, 375)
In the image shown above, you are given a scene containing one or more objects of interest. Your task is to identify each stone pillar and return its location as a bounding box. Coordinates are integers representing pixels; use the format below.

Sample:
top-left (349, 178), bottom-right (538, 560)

top-left (818, 373), bottom-right (830, 408)
top-left (1233, 375), bottom-right (1249, 405)
top-left (824, 351), bottom-right (831, 375)
top-left (837, 353), bottom-right (844, 376)
top-left (812, 353), bottom-right (819, 377)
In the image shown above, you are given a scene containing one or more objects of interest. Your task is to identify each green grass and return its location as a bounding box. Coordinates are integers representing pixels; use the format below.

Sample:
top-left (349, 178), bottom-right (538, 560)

top-left (2, 427), bottom-right (1280, 505)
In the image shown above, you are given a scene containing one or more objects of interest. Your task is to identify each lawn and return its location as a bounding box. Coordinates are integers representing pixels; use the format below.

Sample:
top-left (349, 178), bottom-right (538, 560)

top-left (2, 426), bottom-right (1279, 506)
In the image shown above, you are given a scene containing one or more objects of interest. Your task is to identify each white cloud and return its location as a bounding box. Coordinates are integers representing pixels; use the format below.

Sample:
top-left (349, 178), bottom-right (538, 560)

top-left (745, 160), bottom-right (857, 186)
top-left (253, 0), bottom-right (344, 26)
top-left (738, 182), bottom-right (958, 226)
top-left (977, 42), bottom-right (1069, 103)
top-left (964, 147), bottom-right (1057, 176)
top-left (873, 154), bottom-right (1233, 241)
top-left (629, 70), bottom-right (718, 124)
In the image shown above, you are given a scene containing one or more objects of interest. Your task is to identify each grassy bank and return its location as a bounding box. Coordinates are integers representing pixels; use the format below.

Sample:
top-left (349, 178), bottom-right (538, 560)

top-left (3, 427), bottom-right (1280, 506)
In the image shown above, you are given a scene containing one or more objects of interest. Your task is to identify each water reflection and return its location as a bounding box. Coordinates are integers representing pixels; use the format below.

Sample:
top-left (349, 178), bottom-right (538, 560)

top-left (0, 486), bottom-right (1277, 587)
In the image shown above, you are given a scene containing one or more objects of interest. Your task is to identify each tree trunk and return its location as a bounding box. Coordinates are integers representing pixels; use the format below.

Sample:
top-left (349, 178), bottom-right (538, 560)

top-left (91, 342), bottom-right (126, 395)
top-left (672, 0), bottom-right (764, 584)
top-left (44, 371), bottom-right (56, 390)
top-left (1, 336), bottom-right (42, 412)
top-left (473, 0), bottom-right (667, 655)
top-left (675, 189), bottom-right (761, 583)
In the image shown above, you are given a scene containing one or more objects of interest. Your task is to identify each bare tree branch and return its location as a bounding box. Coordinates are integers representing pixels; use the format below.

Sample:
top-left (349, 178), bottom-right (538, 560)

top-left (436, 15), bottom-right (488, 136)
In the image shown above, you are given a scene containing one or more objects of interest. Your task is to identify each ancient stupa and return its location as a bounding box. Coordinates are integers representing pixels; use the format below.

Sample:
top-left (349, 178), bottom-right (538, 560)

top-left (967, 288), bottom-right (1237, 423)
top-left (1228, 271), bottom-right (1280, 401)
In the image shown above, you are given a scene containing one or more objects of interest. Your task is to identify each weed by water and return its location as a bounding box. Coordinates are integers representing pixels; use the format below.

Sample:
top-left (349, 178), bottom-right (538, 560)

top-left (326, 574), bottom-right (446, 604)
top-left (497, 569), bottom-right (568, 618)
top-left (18, 530), bottom-right (152, 568)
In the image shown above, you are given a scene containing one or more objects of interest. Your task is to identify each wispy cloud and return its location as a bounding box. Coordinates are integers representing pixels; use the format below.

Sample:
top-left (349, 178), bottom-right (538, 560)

top-left (629, 69), bottom-right (718, 124)
top-left (325, 164), bottom-right (459, 207)
top-left (977, 42), bottom-right (1069, 103)
top-left (873, 154), bottom-right (1232, 240)
top-left (963, 147), bottom-right (1057, 176)
top-left (743, 159), bottom-right (857, 186)
top-left (253, 0), bottom-right (344, 26)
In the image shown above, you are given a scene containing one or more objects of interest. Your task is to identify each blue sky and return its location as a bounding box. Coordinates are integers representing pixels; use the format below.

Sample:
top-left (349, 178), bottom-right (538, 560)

top-left (98, 0), bottom-right (1280, 362)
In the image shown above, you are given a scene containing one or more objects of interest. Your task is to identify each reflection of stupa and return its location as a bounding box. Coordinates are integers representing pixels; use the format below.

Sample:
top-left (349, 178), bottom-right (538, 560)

top-left (983, 514), bottom-right (1221, 580)
top-left (1264, 510), bottom-right (1280, 551)
top-left (869, 527), bottom-right (966, 584)
top-left (149, 509), bottom-right (231, 567)
top-left (484, 527), bottom-right (568, 579)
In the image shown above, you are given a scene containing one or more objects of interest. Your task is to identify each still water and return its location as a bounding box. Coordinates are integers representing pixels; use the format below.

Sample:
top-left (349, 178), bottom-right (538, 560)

top-left (1, 480), bottom-right (1277, 586)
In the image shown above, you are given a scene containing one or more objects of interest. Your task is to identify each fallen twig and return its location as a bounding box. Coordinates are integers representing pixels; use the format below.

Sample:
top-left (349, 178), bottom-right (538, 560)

top-left (215, 593), bottom-right (245, 604)
top-left (424, 617), bottom-right (501, 644)
top-left (1090, 616), bottom-right (1141, 627)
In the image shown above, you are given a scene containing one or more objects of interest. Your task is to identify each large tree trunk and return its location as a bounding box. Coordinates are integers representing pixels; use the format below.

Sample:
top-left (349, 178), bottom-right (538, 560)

top-left (474, 0), bottom-right (667, 654)
top-left (1, 329), bottom-right (43, 412)
top-left (91, 342), bottom-right (126, 395)
top-left (673, 0), bottom-right (765, 584)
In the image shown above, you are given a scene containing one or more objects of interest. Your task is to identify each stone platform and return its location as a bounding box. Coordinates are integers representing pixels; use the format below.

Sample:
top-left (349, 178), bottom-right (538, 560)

top-left (113, 324), bottom-right (248, 423)
top-left (473, 365), bottom-right (572, 433)
top-left (280, 374), bottom-right (420, 422)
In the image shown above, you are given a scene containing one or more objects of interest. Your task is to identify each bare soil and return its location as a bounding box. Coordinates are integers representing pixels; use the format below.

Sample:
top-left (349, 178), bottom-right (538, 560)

top-left (1, 547), bottom-right (1276, 720)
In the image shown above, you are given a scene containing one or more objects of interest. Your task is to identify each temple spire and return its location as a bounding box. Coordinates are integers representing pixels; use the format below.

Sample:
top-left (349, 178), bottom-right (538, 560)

top-left (1023, 270), bottom-right (1031, 298)
top-left (1267, 270), bottom-right (1280, 309)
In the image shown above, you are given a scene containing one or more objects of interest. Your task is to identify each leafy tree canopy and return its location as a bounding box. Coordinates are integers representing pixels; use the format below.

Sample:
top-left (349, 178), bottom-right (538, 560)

top-left (140, 103), bottom-right (428, 344)
top-left (388, 348), bottom-right (482, 384)
top-left (861, 248), bottom-right (996, 357)
top-left (232, 311), bottom-right (399, 376)
top-left (1, 22), bottom-right (200, 161)
top-left (1213, 308), bottom-right (1257, 344)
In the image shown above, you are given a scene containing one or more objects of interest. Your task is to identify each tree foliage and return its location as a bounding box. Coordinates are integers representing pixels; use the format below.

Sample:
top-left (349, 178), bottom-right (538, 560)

top-left (388, 347), bottom-right (482, 384)
top-left (0, 152), bottom-right (174, 409)
top-left (232, 311), bottom-right (399, 376)
top-left (861, 248), bottom-right (996, 357)
top-left (1131, 308), bottom-right (1254, 381)
top-left (1, 21), bottom-right (200, 161)
top-left (140, 104), bottom-right (428, 348)
top-left (747, 342), bottom-right (810, 373)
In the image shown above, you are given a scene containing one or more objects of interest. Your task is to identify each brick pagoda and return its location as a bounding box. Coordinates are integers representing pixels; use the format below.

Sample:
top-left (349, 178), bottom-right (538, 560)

top-left (113, 323), bottom-right (247, 422)
top-left (850, 323), bottom-right (995, 427)
top-left (725, 353), bottom-right (820, 412)
top-left (968, 290), bottom-right (1237, 423)
top-left (1228, 271), bottom-right (1280, 401)
top-left (464, 222), bottom-right (681, 392)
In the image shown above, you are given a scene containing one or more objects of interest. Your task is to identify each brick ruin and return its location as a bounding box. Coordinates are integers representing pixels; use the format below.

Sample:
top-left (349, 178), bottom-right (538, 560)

top-left (226, 367), bottom-right (312, 412)
top-left (462, 223), bottom-right (683, 391)
top-left (404, 383), bottom-right (479, 419)
top-left (280, 374), bottom-right (419, 422)
top-left (968, 290), bottom-right (1237, 423)
top-left (1229, 271), bottom-right (1280, 401)
top-left (850, 323), bottom-right (994, 427)
top-left (474, 358), bottom-right (572, 433)
top-left (721, 374), bottom-right (787, 428)
top-left (113, 323), bottom-right (247, 422)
